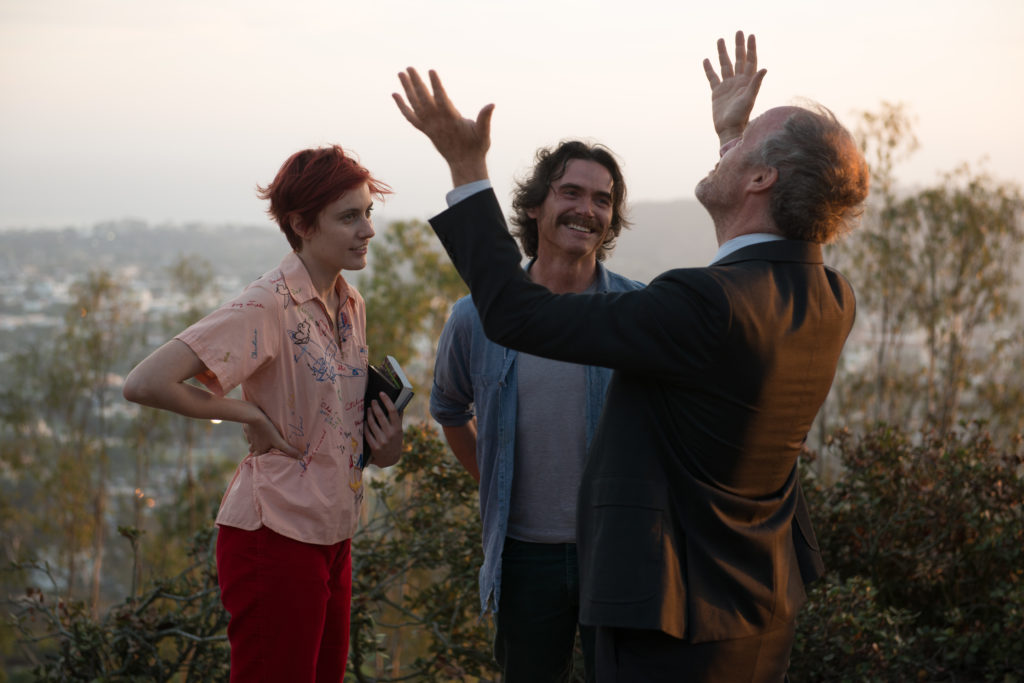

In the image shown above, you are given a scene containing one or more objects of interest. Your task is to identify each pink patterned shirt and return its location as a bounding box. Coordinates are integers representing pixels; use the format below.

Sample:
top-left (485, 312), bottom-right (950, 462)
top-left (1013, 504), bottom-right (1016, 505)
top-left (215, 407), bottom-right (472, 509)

top-left (177, 251), bottom-right (369, 545)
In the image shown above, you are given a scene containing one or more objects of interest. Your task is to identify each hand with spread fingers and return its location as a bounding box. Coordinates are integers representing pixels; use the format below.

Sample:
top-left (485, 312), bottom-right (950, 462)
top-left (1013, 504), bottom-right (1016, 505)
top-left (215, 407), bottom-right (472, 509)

top-left (703, 31), bottom-right (767, 146)
top-left (393, 67), bottom-right (495, 187)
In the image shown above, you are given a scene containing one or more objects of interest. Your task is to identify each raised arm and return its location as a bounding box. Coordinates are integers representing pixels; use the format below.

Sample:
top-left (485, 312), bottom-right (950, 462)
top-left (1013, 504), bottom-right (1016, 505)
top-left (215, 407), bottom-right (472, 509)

top-left (123, 339), bottom-right (302, 459)
top-left (392, 68), bottom-right (495, 188)
top-left (703, 31), bottom-right (767, 147)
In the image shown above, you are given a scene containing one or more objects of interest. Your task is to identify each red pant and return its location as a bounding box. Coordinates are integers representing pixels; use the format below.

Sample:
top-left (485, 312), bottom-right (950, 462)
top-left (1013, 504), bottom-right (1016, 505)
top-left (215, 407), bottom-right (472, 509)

top-left (216, 525), bottom-right (352, 682)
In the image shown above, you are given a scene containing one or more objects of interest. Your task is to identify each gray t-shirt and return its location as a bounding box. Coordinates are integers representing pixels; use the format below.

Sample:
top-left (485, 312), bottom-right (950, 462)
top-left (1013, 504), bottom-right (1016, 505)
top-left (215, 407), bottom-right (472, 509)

top-left (506, 351), bottom-right (588, 543)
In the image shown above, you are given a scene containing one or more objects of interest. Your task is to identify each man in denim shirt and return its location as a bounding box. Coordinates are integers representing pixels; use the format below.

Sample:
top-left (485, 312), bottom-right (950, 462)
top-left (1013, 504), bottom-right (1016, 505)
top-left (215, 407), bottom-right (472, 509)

top-left (430, 140), bottom-right (642, 683)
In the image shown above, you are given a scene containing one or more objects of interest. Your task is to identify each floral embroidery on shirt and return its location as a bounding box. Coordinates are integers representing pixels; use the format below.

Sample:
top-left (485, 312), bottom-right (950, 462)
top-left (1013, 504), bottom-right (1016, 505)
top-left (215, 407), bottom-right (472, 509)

top-left (338, 310), bottom-right (353, 344)
top-left (272, 278), bottom-right (293, 308)
top-left (319, 401), bottom-right (342, 429)
top-left (298, 445), bottom-right (312, 474)
top-left (289, 320), bottom-right (311, 345)
top-left (308, 342), bottom-right (342, 384)
top-left (287, 414), bottom-right (305, 441)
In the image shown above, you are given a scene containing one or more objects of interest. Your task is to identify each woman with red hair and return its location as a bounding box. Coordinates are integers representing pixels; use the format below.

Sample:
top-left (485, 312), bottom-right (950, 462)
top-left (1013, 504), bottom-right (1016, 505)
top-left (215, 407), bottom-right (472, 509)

top-left (123, 145), bottom-right (404, 681)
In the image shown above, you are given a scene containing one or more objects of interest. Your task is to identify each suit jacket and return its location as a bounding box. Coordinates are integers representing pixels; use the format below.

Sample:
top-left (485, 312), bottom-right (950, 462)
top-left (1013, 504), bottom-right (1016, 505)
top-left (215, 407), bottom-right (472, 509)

top-left (430, 189), bottom-right (848, 643)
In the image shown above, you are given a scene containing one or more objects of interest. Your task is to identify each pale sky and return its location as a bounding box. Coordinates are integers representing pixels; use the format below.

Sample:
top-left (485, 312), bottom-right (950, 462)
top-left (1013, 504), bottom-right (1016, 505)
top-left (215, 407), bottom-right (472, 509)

top-left (1, 0), bottom-right (1022, 230)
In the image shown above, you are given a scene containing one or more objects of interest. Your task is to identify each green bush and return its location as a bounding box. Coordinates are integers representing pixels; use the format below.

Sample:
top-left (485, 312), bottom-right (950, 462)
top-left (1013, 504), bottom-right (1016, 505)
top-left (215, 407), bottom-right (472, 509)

top-left (792, 574), bottom-right (922, 681)
top-left (8, 423), bottom-right (491, 682)
top-left (349, 422), bottom-right (496, 681)
top-left (14, 421), bottom-right (1020, 681)
top-left (795, 423), bottom-right (1024, 681)
top-left (9, 528), bottom-right (228, 682)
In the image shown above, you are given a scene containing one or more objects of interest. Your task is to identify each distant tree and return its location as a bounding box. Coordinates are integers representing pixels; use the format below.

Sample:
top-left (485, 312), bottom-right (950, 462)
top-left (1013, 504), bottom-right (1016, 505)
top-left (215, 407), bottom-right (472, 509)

top-left (818, 102), bottom-right (920, 440)
top-left (349, 423), bottom-right (495, 681)
top-left (909, 164), bottom-right (1023, 432)
top-left (66, 271), bottom-right (147, 614)
top-left (358, 220), bottom-right (468, 420)
top-left (122, 402), bottom-right (171, 598)
top-left (157, 255), bottom-right (222, 538)
top-left (0, 270), bottom-right (144, 615)
top-left (121, 253), bottom-right (231, 585)
top-left (821, 103), bottom-right (1024, 443)
top-left (973, 334), bottom-right (1024, 439)
top-left (1, 257), bottom-right (229, 619)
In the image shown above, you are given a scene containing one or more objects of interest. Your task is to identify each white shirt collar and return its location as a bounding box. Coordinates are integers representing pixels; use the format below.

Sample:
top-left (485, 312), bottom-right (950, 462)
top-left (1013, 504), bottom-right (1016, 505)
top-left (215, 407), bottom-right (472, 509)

top-left (710, 233), bottom-right (786, 265)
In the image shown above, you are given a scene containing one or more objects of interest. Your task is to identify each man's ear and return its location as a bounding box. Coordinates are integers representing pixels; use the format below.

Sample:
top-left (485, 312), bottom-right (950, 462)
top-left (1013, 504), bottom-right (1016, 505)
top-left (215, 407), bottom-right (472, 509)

top-left (747, 166), bottom-right (778, 195)
top-left (526, 206), bottom-right (540, 220)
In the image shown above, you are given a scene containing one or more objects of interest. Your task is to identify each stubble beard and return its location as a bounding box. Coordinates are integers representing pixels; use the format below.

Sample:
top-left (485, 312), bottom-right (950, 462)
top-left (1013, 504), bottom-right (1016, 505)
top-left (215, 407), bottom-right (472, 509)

top-left (695, 174), bottom-right (721, 212)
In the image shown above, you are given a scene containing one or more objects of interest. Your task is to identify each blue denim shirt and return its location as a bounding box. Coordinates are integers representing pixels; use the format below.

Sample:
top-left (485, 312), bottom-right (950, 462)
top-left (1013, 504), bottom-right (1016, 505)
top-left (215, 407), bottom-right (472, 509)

top-left (430, 261), bottom-right (643, 614)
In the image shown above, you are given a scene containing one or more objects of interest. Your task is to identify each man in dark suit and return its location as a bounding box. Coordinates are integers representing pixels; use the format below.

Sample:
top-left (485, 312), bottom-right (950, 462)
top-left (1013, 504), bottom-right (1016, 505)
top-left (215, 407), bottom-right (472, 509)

top-left (394, 31), bottom-right (869, 682)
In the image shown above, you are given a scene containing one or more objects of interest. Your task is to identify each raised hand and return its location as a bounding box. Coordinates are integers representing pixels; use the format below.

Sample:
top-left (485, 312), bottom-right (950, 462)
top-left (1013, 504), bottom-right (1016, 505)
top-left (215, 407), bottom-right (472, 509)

top-left (702, 31), bottom-right (766, 146)
top-left (393, 68), bottom-right (495, 187)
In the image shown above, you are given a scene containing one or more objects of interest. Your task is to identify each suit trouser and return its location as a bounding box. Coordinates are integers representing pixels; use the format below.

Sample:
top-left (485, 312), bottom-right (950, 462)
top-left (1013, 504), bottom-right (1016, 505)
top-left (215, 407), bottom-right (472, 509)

top-left (594, 620), bottom-right (795, 683)
top-left (216, 524), bottom-right (352, 683)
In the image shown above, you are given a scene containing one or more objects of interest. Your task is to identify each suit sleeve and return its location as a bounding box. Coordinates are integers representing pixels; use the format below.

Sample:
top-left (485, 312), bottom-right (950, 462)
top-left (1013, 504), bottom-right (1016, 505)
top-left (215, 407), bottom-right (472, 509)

top-left (429, 189), bottom-right (726, 379)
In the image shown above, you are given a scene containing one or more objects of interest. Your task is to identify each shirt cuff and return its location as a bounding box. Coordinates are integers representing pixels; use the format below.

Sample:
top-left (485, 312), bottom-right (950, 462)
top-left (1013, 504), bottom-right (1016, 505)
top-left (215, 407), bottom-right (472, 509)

top-left (446, 179), bottom-right (492, 207)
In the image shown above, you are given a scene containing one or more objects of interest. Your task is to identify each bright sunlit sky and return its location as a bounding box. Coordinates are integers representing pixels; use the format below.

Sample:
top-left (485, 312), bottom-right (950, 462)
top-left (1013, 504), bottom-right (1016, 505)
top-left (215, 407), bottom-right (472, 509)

top-left (2, 0), bottom-right (1022, 230)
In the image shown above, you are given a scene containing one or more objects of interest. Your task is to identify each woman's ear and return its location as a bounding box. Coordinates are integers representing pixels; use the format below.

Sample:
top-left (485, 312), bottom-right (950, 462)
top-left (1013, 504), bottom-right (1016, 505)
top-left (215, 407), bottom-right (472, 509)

top-left (290, 214), bottom-right (310, 239)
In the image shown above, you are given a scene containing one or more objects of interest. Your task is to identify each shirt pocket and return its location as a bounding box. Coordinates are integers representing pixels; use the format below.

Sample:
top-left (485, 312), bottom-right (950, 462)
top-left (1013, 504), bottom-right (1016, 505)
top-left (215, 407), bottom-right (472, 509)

top-left (471, 343), bottom-right (513, 389)
top-left (470, 367), bottom-right (503, 392)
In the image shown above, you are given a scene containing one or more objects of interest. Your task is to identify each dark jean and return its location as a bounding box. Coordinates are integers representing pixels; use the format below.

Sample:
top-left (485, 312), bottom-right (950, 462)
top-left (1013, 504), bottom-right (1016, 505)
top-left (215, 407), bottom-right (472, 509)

top-left (495, 537), bottom-right (596, 683)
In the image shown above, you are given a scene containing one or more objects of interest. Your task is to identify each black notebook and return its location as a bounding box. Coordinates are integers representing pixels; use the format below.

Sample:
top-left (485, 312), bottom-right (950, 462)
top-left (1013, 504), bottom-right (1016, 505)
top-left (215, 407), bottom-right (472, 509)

top-left (361, 355), bottom-right (413, 465)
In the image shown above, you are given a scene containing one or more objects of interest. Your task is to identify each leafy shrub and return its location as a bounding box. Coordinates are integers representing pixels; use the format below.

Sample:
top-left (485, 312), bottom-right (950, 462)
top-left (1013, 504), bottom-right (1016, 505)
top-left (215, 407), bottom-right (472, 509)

top-left (9, 528), bottom-right (228, 682)
top-left (349, 422), bottom-right (496, 681)
top-left (8, 423), bottom-right (492, 681)
top-left (796, 423), bottom-right (1024, 680)
top-left (792, 574), bottom-right (923, 681)
top-left (18, 420), bottom-right (1021, 681)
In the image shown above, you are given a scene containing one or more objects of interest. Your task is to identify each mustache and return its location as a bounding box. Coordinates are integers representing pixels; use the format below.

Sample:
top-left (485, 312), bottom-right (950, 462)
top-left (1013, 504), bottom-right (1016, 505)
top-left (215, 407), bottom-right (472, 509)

top-left (558, 214), bottom-right (602, 231)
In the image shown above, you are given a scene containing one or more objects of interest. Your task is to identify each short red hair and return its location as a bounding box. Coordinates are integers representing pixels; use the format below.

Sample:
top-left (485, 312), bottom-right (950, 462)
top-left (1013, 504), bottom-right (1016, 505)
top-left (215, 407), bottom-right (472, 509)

top-left (257, 145), bottom-right (391, 251)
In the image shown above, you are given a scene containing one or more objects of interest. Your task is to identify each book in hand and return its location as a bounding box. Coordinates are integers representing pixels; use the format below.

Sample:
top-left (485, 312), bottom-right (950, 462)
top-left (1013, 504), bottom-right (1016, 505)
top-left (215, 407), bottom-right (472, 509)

top-left (365, 355), bottom-right (414, 412)
top-left (362, 355), bottom-right (413, 466)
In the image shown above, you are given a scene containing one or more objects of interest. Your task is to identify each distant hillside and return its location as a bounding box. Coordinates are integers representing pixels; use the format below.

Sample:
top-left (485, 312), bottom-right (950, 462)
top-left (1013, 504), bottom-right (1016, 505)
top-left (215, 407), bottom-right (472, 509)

top-left (0, 220), bottom-right (285, 289)
top-left (3, 199), bottom-right (1020, 304)
top-left (0, 199), bottom-right (714, 290)
top-left (612, 199), bottom-right (717, 283)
